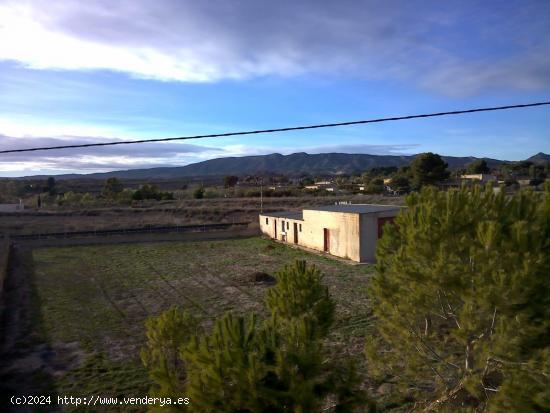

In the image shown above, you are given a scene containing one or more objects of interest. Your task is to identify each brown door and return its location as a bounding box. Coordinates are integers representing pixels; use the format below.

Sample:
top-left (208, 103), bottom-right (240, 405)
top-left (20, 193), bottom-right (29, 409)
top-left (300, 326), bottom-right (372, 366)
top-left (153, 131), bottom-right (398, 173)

top-left (293, 222), bottom-right (298, 244)
top-left (274, 220), bottom-right (277, 238)
top-left (377, 217), bottom-right (395, 238)
top-left (323, 228), bottom-right (330, 252)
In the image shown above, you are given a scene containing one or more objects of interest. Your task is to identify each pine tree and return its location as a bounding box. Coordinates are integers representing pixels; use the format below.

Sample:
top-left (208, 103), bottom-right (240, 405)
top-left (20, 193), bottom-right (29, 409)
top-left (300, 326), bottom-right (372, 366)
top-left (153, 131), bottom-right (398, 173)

top-left (182, 313), bottom-right (273, 412)
top-left (141, 306), bottom-right (201, 412)
top-left (144, 260), bottom-right (368, 412)
top-left (266, 260), bottom-right (335, 337)
top-left (366, 183), bottom-right (550, 411)
top-left (466, 159), bottom-right (490, 174)
top-left (410, 152), bottom-right (450, 189)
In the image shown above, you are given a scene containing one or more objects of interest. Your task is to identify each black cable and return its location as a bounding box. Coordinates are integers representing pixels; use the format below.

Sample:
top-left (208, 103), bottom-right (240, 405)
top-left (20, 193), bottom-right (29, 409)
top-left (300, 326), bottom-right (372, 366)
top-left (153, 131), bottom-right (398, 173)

top-left (1, 101), bottom-right (548, 155)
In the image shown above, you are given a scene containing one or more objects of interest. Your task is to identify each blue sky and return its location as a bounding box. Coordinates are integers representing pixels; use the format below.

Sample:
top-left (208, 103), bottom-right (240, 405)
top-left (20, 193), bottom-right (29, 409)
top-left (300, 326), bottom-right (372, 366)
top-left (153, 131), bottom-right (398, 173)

top-left (0, 0), bottom-right (549, 176)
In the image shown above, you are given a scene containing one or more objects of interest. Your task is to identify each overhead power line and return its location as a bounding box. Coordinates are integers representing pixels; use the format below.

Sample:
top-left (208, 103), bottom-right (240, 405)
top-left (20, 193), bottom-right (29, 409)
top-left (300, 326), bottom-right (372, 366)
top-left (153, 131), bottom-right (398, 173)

top-left (1, 101), bottom-right (549, 155)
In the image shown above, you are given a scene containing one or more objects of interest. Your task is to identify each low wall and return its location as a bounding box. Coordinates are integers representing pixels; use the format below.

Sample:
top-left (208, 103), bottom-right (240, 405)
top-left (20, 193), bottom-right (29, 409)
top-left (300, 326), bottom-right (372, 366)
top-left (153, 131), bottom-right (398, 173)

top-left (15, 226), bottom-right (260, 249)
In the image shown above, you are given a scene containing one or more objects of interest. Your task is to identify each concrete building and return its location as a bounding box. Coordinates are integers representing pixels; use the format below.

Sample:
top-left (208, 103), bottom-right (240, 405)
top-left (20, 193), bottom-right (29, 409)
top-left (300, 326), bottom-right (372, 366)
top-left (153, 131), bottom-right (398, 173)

top-left (460, 174), bottom-right (497, 183)
top-left (0, 200), bottom-right (24, 212)
top-left (305, 181), bottom-right (336, 192)
top-left (259, 204), bottom-right (404, 263)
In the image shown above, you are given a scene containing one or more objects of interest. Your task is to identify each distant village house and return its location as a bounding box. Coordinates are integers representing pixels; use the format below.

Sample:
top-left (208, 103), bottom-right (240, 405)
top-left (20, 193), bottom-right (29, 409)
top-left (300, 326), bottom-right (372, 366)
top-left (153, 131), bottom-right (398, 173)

top-left (0, 199), bottom-right (24, 212)
top-left (460, 174), bottom-right (497, 183)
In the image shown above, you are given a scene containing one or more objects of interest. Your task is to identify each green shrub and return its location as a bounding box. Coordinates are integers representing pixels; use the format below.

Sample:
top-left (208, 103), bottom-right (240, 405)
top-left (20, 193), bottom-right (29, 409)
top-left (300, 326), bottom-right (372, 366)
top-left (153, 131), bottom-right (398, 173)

top-left (192, 187), bottom-right (204, 199)
top-left (143, 261), bottom-right (367, 412)
top-left (141, 307), bottom-right (201, 411)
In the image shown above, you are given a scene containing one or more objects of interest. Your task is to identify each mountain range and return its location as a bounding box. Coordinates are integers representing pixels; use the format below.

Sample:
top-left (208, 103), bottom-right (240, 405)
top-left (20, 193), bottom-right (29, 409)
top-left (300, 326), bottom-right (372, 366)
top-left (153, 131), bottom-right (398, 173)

top-left (18, 152), bottom-right (550, 180)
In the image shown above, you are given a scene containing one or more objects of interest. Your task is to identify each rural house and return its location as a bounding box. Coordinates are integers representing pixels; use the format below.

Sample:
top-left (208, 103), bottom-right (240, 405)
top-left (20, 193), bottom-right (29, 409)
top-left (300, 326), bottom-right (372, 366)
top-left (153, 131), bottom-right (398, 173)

top-left (259, 204), bottom-right (404, 262)
top-left (0, 200), bottom-right (24, 212)
top-left (460, 174), bottom-right (497, 183)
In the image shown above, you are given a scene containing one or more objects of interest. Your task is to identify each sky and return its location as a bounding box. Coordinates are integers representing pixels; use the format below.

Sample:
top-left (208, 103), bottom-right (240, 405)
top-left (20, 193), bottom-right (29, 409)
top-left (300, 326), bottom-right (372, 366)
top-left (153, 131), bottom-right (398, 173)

top-left (0, 0), bottom-right (549, 177)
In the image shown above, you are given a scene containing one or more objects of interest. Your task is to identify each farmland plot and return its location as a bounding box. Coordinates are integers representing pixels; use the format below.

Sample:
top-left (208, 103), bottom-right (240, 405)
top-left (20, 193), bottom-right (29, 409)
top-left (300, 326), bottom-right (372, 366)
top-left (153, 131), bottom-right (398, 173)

top-left (28, 237), bottom-right (374, 409)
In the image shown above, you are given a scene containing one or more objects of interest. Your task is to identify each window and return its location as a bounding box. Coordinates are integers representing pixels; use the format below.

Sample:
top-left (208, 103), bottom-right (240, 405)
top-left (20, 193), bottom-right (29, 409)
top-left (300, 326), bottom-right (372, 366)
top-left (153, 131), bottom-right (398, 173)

top-left (299, 224), bottom-right (302, 232)
top-left (287, 222), bottom-right (289, 230)
top-left (265, 217), bottom-right (269, 225)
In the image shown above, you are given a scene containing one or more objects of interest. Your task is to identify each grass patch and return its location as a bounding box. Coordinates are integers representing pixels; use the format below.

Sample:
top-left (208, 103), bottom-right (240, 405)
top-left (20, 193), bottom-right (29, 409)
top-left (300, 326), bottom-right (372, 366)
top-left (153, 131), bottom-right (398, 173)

top-left (31, 237), bottom-right (375, 406)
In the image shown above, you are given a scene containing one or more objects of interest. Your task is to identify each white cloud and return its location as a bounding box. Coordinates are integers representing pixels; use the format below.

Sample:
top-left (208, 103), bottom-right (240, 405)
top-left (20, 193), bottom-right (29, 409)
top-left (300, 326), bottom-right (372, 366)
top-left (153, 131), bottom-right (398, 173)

top-left (0, 132), bottom-right (225, 173)
top-left (0, 117), bottom-right (123, 139)
top-left (0, 0), bottom-right (548, 93)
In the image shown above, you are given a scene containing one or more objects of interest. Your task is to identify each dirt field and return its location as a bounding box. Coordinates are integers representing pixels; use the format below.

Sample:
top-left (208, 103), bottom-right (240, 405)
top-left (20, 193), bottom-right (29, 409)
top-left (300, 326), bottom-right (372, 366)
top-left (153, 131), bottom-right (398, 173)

top-left (1, 237), bottom-right (376, 412)
top-left (0, 195), bottom-right (403, 235)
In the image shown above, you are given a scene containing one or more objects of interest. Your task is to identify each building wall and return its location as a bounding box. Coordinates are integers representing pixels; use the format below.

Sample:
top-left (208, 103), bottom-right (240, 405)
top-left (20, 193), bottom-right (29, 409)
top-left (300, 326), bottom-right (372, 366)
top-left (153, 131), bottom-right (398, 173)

top-left (259, 215), bottom-right (304, 246)
top-left (260, 211), bottom-right (361, 261)
top-left (461, 174), bottom-right (497, 182)
top-left (0, 204), bottom-right (24, 212)
top-left (301, 210), bottom-right (361, 261)
top-left (260, 207), bottom-right (403, 263)
top-left (359, 210), bottom-right (400, 262)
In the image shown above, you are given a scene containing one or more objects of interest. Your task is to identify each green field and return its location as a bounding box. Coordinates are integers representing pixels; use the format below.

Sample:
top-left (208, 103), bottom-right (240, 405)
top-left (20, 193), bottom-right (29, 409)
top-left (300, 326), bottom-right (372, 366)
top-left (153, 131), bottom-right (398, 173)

top-left (31, 237), bottom-right (375, 409)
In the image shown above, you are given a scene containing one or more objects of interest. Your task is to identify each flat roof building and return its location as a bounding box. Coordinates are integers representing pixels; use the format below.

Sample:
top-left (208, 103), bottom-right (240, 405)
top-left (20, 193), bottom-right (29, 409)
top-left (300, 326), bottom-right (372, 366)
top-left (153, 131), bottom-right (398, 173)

top-left (259, 204), bottom-right (404, 263)
top-left (0, 200), bottom-right (24, 212)
top-left (460, 174), bottom-right (497, 183)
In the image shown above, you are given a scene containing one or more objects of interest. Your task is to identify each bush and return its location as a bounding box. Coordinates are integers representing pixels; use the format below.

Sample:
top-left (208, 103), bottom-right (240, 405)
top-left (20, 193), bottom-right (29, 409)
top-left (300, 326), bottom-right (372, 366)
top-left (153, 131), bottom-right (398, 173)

top-left (116, 188), bottom-right (134, 204)
top-left (367, 184), bottom-right (550, 411)
top-left (365, 178), bottom-right (384, 194)
top-left (203, 188), bottom-right (221, 199)
top-left (143, 261), bottom-right (367, 412)
top-left (102, 177), bottom-right (124, 198)
top-left (132, 184), bottom-right (173, 201)
top-left (192, 187), bottom-right (204, 199)
top-left (56, 191), bottom-right (96, 207)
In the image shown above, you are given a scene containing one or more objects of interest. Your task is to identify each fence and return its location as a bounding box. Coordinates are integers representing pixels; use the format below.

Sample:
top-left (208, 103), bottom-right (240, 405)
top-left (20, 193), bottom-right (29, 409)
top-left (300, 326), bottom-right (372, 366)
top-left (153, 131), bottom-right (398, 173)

top-left (11, 222), bottom-right (251, 241)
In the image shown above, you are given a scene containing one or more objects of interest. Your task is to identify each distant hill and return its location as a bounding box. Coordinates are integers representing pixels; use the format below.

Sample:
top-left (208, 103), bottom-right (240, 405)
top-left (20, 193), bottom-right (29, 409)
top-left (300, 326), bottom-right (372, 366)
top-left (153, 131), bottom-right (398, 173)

top-left (16, 151), bottom-right (542, 180)
top-left (526, 152), bottom-right (550, 164)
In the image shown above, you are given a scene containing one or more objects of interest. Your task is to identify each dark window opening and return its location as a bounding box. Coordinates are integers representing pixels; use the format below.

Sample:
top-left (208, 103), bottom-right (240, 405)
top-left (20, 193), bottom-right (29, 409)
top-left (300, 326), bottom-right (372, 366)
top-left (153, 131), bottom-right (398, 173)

top-left (265, 217), bottom-right (269, 225)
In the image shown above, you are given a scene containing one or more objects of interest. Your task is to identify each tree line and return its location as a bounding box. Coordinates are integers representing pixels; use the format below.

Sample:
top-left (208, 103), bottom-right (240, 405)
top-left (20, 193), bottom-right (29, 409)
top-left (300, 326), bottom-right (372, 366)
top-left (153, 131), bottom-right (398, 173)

top-left (1, 153), bottom-right (548, 205)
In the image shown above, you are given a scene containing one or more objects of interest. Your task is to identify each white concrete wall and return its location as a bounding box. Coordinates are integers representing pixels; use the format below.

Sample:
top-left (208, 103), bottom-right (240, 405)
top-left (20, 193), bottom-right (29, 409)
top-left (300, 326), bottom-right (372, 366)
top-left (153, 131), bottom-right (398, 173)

top-left (260, 207), bottom-right (403, 263)
top-left (259, 214), bottom-right (304, 245)
top-left (0, 204), bottom-right (24, 212)
top-left (301, 210), bottom-right (361, 261)
top-left (261, 210), bottom-right (361, 262)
